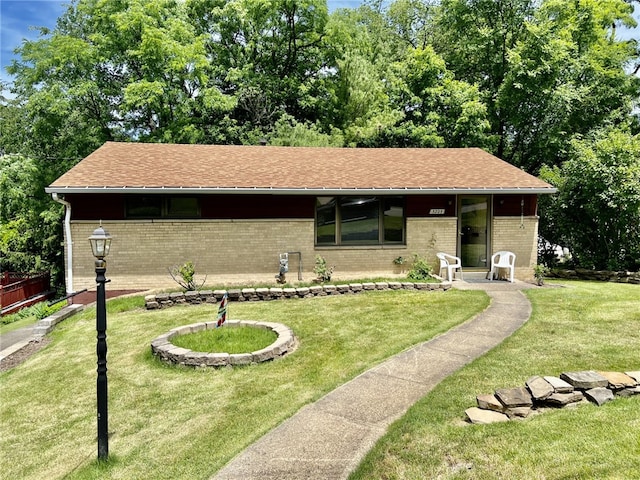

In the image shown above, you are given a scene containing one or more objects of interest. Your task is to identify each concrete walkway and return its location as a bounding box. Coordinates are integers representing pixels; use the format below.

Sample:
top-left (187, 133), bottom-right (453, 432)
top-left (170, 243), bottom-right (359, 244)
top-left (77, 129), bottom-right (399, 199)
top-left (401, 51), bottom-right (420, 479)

top-left (213, 280), bottom-right (533, 480)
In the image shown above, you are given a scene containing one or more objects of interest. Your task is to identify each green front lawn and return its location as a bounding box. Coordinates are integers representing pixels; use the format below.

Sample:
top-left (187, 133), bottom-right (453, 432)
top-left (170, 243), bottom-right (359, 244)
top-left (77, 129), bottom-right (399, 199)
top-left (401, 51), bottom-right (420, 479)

top-left (0, 288), bottom-right (486, 480)
top-left (351, 281), bottom-right (640, 479)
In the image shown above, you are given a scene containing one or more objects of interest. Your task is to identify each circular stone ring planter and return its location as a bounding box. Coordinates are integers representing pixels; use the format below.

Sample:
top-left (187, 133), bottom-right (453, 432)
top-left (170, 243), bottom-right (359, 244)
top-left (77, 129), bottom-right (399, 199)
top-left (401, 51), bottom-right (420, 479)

top-left (150, 320), bottom-right (297, 368)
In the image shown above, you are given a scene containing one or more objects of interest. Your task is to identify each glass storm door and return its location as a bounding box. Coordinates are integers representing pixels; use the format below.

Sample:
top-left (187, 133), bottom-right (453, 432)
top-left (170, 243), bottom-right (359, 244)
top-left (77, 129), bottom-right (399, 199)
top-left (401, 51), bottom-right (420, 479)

top-left (459, 196), bottom-right (489, 268)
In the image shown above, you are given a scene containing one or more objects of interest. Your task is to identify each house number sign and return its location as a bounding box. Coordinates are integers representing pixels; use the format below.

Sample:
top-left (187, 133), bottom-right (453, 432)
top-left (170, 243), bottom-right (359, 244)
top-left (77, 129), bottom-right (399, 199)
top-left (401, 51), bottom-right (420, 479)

top-left (429, 208), bottom-right (446, 215)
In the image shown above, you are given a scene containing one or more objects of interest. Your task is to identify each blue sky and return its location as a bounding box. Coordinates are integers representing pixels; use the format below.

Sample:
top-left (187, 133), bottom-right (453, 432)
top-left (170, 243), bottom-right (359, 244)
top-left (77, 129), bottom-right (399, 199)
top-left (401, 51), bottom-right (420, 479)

top-left (1, 0), bottom-right (638, 90)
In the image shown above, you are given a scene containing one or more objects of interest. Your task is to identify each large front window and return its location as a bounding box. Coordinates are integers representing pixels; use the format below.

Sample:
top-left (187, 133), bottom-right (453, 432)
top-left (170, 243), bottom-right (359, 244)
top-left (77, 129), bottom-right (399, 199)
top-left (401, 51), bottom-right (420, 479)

top-left (316, 196), bottom-right (405, 246)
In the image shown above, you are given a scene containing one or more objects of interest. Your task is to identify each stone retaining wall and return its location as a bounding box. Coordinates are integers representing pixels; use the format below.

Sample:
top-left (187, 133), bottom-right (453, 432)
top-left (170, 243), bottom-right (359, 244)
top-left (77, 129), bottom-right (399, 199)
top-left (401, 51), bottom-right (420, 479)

top-left (145, 281), bottom-right (451, 309)
top-left (466, 369), bottom-right (640, 424)
top-left (548, 269), bottom-right (640, 284)
top-left (150, 320), bottom-right (297, 368)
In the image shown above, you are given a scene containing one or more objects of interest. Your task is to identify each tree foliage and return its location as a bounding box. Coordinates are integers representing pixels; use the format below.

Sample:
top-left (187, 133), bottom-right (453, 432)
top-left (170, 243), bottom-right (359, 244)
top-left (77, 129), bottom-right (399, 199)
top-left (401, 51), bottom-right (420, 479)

top-left (540, 127), bottom-right (640, 271)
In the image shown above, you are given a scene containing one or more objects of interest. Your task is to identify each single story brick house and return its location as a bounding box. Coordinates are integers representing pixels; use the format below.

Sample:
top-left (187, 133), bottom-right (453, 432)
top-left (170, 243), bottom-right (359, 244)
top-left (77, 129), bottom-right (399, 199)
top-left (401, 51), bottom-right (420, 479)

top-left (46, 142), bottom-right (556, 293)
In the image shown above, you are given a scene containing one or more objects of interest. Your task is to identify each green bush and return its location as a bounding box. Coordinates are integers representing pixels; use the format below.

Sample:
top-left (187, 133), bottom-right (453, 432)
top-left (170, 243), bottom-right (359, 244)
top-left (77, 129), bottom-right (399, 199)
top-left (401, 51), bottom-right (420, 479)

top-left (1, 300), bottom-right (65, 326)
top-left (407, 254), bottom-right (434, 281)
top-left (313, 255), bottom-right (334, 282)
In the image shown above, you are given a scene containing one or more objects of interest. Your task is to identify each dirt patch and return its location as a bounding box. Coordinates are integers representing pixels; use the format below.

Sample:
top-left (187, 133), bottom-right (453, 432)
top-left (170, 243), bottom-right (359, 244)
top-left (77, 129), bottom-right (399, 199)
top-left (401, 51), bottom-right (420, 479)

top-left (70, 289), bottom-right (143, 306)
top-left (0, 337), bottom-right (51, 373)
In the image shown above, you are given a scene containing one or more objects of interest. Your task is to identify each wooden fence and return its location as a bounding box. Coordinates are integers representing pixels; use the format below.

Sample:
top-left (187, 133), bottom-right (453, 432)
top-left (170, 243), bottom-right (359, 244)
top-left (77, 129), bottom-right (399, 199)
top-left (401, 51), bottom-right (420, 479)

top-left (0, 272), bottom-right (52, 313)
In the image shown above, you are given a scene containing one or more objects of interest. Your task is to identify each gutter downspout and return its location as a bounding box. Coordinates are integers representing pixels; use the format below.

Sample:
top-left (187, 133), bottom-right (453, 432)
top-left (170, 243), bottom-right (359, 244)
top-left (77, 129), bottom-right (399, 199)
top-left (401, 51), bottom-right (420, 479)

top-left (52, 193), bottom-right (73, 295)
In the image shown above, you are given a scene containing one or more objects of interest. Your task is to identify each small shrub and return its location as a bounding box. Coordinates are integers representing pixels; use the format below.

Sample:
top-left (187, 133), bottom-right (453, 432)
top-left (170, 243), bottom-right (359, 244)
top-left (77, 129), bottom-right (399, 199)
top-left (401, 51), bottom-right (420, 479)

top-left (407, 254), bottom-right (434, 281)
top-left (393, 256), bottom-right (406, 265)
top-left (533, 264), bottom-right (550, 286)
top-left (313, 255), bottom-right (334, 283)
top-left (168, 261), bottom-right (207, 291)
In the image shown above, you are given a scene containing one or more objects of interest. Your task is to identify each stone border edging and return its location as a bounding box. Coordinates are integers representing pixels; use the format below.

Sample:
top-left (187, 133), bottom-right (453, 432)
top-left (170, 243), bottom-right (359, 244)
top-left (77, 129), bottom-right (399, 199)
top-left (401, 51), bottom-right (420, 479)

top-left (145, 280), bottom-right (451, 309)
top-left (465, 369), bottom-right (640, 424)
top-left (32, 304), bottom-right (85, 337)
top-left (150, 320), bottom-right (297, 368)
top-left (548, 269), bottom-right (640, 284)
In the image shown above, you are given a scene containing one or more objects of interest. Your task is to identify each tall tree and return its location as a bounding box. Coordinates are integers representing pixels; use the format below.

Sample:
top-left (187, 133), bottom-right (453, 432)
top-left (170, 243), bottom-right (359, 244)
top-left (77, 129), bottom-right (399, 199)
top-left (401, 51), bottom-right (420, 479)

top-left (9, 0), bottom-right (234, 150)
top-left (187, 0), bottom-right (329, 130)
top-left (539, 127), bottom-right (640, 270)
top-left (499, 0), bottom-right (640, 172)
top-left (434, 0), bottom-right (535, 158)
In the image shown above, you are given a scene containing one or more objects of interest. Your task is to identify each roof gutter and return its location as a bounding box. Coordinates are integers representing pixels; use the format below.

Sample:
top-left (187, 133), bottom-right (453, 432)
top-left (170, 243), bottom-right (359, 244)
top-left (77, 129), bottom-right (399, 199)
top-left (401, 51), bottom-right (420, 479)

top-left (45, 186), bottom-right (558, 195)
top-left (51, 193), bottom-right (74, 295)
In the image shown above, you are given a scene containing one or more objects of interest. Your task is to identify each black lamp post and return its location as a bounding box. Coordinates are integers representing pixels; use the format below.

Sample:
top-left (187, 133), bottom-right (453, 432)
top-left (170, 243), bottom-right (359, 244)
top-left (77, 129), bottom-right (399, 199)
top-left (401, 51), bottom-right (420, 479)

top-left (88, 224), bottom-right (112, 460)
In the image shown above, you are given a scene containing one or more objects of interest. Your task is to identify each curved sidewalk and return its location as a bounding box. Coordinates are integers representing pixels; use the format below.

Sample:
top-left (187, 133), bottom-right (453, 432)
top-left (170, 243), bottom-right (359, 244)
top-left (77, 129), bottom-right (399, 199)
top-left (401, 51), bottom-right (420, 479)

top-left (213, 281), bottom-right (533, 480)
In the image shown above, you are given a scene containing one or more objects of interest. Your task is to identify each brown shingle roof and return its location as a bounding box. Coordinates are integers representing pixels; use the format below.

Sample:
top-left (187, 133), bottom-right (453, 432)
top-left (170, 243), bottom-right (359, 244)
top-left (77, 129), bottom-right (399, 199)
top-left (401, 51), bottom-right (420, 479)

top-left (47, 142), bottom-right (555, 194)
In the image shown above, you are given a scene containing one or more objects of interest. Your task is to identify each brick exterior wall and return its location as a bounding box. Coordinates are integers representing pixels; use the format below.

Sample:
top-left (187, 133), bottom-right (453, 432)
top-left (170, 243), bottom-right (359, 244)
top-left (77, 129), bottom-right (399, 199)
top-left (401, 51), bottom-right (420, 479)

top-left (491, 216), bottom-right (539, 279)
top-left (65, 215), bottom-right (539, 291)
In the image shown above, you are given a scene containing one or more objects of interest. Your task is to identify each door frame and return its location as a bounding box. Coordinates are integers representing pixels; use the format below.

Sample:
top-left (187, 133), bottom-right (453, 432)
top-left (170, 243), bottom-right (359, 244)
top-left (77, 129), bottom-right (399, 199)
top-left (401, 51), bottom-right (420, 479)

top-left (457, 195), bottom-right (491, 269)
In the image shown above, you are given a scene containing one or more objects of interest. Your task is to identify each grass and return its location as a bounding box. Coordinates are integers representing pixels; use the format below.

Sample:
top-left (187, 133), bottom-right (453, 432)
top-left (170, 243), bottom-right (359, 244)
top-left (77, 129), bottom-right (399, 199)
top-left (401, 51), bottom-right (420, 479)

top-left (350, 280), bottom-right (640, 480)
top-left (171, 326), bottom-right (277, 354)
top-left (0, 288), bottom-right (486, 480)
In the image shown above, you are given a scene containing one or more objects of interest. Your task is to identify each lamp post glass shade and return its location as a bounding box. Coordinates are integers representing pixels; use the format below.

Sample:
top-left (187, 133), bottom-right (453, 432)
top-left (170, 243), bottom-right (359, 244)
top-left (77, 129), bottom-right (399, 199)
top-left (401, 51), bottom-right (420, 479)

top-left (89, 226), bottom-right (112, 259)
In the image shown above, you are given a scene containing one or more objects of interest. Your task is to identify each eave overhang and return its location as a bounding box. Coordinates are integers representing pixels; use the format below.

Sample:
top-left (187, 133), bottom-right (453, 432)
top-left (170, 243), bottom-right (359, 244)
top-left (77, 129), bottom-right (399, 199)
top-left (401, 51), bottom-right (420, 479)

top-left (46, 186), bottom-right (557, 195)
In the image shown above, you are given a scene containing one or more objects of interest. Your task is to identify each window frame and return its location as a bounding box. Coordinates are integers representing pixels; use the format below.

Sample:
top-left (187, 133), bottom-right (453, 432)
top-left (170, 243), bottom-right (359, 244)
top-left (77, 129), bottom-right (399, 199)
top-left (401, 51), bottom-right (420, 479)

top-left (315, 195), bottom-right (406, 246)
top-left (125, 195), bottom-right (201, 219)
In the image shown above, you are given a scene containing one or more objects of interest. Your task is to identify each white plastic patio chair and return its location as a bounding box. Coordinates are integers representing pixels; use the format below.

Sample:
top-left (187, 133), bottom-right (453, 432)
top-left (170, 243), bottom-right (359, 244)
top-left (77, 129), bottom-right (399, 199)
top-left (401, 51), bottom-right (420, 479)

top-left (488, 251), bottom-right (516, 283)
top-left (436, 252), bottom-right (463, 281)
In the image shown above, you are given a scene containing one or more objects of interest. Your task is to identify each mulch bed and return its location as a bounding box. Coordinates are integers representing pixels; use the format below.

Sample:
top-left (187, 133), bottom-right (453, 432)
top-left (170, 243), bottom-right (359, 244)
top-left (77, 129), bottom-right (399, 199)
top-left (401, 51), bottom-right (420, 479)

top-left (0, 337), bottom-right (51, 373)
top-left (70, 289), bottom-right (143, 306)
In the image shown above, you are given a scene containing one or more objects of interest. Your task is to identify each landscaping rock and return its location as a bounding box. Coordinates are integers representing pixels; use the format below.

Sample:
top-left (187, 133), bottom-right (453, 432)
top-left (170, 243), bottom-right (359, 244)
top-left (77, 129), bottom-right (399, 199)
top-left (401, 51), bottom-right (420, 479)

top-left (185, 291), bottom-right (200, 302)
top-left (476, 394), bottom-right (504, 412)
top-left (146, 301), bottom-right (160, 310)
top-left (199, 290), bottom-right (214, 300)
top-left (526, 375), bottom-right (554, 400)
top-left (560, 371), bottom-right (608, 390)
top-left (544, 376), bottom-right (574, 393)
top-left (616, 386), bottom-right (640, 397)
top-left (465, 407), bottom-right (509, 425)
top-left (155, 293), bottom-right (170, 303)
top-left (495, 387), bottom-right (533, 408)
top-left (597, 371), bottom-right (638, 390)
top-left (584, 387), bottom-right (614, 406)
top-left (624, 371), bottom-right (640, 384)
top-left (505, 407), bottom-right (532, 419)
top-left (227, 289), bottom-right (241, 299)
top-left (169, 292), bottom-right (186, 303)
top-left (388, 282), bottom-right (402, 289)
top-left (545, 391), bottom-right (584, 407)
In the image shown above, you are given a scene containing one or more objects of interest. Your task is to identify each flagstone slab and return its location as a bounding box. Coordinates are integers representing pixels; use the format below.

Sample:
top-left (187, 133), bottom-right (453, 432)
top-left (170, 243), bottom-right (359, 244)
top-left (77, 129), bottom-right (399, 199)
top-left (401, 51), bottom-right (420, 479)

top-left (545, 391), bottom-right (584, 407)
top-left (476, 394), bottom-right (504, 412)
top-left (584, 387), bottom-right (614, 406)
top-left (560, 371), bottom-right (608, 390)
top-left (495, 386), bottom-right (533, 408)
top-left (526, 376), bottom-right (554, 400)
top-left (624, 371), bottom-right (640, 383)
top-left (616, 386), bottom-right (640, 397)
top-left (505, 406), bottom-right (532, 418)
top-left (465, 407), bottom-right (509, 425)
top-left (544, 376), bottom-right (574, 393)
top-left (597, 371), bottom-right (638, 389)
